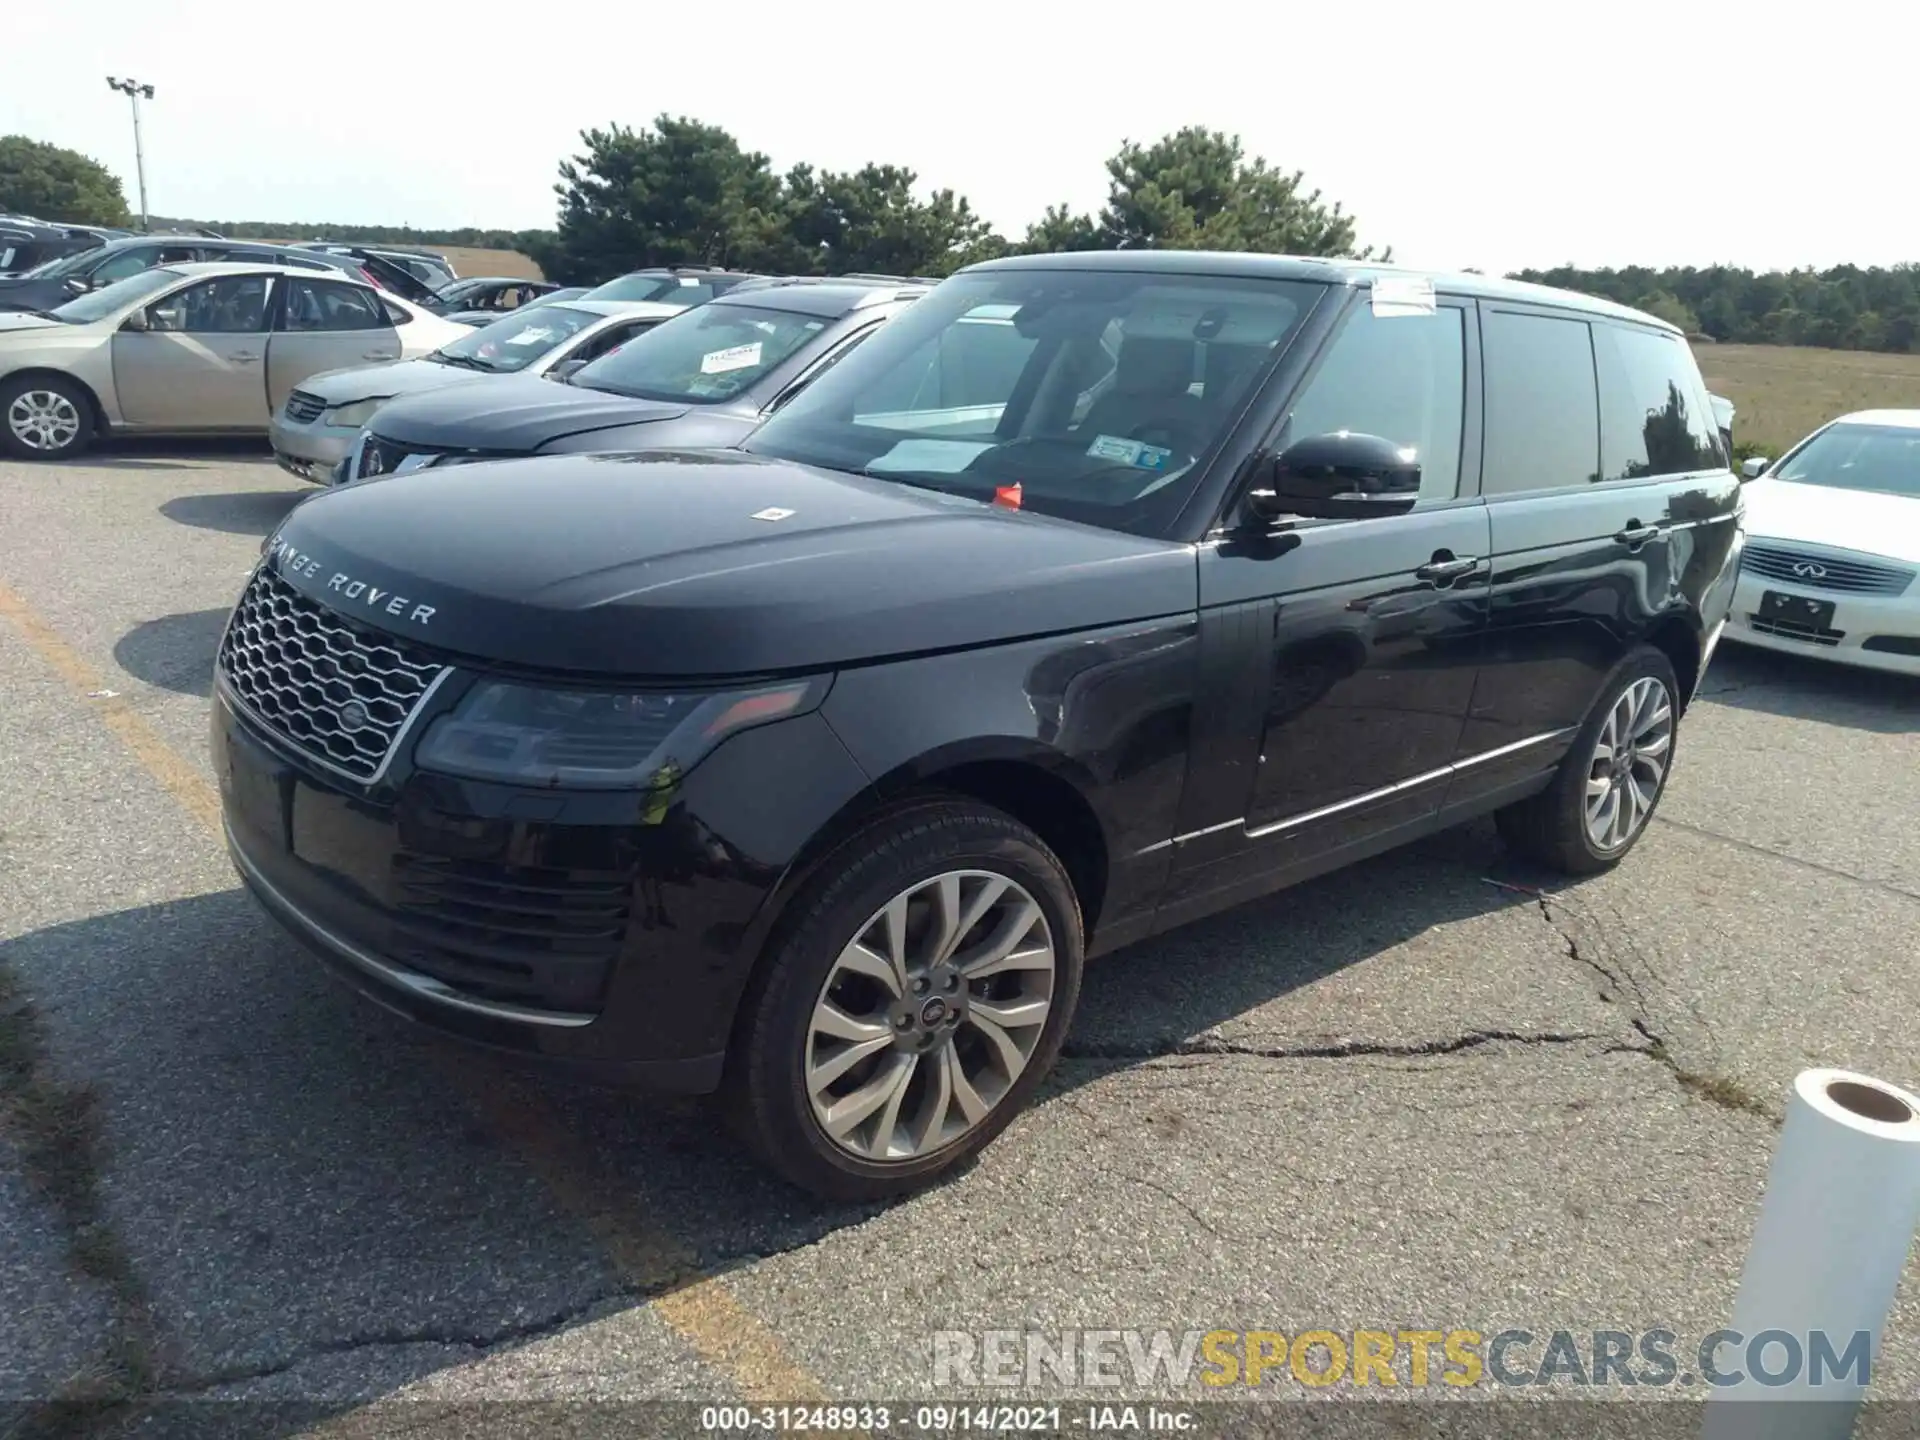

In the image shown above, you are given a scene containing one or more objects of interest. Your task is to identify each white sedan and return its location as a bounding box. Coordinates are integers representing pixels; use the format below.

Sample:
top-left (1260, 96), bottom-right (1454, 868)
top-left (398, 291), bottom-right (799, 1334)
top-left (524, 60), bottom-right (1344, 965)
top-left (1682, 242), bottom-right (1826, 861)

top-left (0, 262), bottom-right (469, 461)
top-left (1727, 409), bottom-right (1920, 676)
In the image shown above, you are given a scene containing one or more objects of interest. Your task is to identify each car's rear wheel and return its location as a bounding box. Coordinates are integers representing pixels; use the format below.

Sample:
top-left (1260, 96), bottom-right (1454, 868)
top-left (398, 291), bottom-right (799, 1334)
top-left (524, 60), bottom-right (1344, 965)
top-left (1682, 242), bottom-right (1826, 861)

top-left (1, 376), bottom-right (95, 460)
top-left (724, 801), bottom-right (1084, 1200)
top-left (1495, 645), bottom-right (1679, 875)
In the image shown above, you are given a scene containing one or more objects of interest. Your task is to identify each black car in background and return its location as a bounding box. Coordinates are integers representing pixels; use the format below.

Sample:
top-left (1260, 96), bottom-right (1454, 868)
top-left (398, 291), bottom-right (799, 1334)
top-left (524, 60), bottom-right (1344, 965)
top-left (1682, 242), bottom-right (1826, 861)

top-left (0, 235), bottom-right (433, 312)
top-left (335, 277), bottom-right (933, 481)
top-left (220, 251), bottom-right (1743, 1198)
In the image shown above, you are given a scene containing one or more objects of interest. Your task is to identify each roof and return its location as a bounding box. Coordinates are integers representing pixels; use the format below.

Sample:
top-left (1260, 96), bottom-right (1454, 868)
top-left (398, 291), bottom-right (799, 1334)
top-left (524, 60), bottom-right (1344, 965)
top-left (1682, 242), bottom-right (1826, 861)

top-left (963, 249), bottom-right (1680, 333)
top-left (715, 278), bottom-right (928, 318)
top-left (164, 260), bottom-right (352, 279)
top-left (563, 298), bottom-right (689, 319)
top-left (1830, 410), bottom-right (1920, 430)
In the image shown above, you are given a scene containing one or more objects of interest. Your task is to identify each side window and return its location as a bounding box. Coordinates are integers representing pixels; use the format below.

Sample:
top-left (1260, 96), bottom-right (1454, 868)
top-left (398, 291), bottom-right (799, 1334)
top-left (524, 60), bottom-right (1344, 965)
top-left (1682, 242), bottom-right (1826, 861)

top-left (381, 297), bottom-right (414, 326)
top-left (1481, 310), bottom-right (1600, 496)
top-left (282, 278), bottom-right (388, 332)
top-left (774, 328), bottom-right (876, 412)
top-left (147, 275), bottom-right (271, 334)
top-left (90, 248), bottom-right (160, 284)
top-left (1283, 301), bottom-right (1467, 502)
top-left (573, 319), bottom-right (654, 363)
top-left (1595, 324), bottom-right (1725, 479)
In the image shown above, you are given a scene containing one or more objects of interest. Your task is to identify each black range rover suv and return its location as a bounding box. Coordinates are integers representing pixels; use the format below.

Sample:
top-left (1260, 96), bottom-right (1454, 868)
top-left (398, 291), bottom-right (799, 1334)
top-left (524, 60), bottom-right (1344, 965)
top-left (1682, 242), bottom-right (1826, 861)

top-left (214, 252), bottom-right (1744, 1198)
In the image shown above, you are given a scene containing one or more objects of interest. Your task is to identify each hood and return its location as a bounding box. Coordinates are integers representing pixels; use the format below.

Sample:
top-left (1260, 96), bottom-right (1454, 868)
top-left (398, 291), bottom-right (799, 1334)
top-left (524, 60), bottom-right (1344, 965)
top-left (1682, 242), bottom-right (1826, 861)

top-left (366, 371), bottom-right (692, 452)
top-left (1743, 478), bottom-right (1920, 566)
top-left (0, 279), bottom-right (68, 313)
top-left (263, 450), bottom-right (1196, 678)
top-left (0, 310), bottom-right (59, 333)
top-left (296, 356), bottom-right (489, 405)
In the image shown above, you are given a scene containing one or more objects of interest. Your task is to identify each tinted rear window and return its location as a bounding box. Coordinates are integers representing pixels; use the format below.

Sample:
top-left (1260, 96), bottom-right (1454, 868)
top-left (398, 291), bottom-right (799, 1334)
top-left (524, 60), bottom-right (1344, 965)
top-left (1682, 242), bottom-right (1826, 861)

top-left (1596, 324), bottom-right (1724, 479)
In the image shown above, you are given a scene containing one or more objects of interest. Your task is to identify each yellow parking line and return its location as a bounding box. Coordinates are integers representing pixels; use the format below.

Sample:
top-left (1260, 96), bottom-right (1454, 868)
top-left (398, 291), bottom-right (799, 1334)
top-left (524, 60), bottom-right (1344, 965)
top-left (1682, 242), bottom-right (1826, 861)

top-left (0, 577), bottom-right (830, 1404)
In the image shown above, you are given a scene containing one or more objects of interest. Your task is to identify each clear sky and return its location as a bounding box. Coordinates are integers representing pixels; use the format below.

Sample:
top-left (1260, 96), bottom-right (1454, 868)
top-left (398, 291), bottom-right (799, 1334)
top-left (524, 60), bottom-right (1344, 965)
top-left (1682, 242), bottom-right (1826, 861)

top-left (2, 0), bottom-right (1908, 276)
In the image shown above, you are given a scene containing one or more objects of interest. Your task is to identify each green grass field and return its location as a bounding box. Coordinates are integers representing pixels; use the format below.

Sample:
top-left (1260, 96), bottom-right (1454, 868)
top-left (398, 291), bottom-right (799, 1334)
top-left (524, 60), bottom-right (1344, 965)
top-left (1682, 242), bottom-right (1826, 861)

top-left (1697, 343), bottom-right (1920, 455)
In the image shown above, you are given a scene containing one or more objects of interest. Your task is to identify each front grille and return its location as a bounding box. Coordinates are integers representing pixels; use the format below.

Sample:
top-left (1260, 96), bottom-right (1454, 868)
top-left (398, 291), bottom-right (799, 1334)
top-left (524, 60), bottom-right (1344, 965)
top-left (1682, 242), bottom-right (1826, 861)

top-left (1748, 615), bottom-right (1844, 647)
top-left (1742, 544), bottom-right (1914, 596)
top-left (389, 851), bottom-right (633, 1012)
top-left (218, 566), bottom-right (446, 780)
top-left (283, 390), bottom-right (326, 424)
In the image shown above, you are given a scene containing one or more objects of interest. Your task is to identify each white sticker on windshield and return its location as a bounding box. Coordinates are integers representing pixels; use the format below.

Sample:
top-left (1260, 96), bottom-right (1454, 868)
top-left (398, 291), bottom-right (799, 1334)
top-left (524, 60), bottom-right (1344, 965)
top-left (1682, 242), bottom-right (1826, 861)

top-left (866, 439), bottom-right (996, 475)
top-left (680, 277), bottom-right (701, 286)
top-left (506, 326), bottom-right (556, 346)
top-left (701, 341), bottom-right (763, 374)
top-left (1087, 434), bottom-right (1172, 471)
top-left (1371, 277), bottom-right (1437, 317)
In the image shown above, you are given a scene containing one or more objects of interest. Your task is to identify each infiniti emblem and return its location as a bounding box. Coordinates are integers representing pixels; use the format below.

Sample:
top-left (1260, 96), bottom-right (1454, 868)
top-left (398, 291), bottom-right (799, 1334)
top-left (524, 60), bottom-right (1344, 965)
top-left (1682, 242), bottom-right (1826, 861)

top-left (337, 700), bottom-right (371, 733)
top-left (1791, 561), bottom-right (1828, 579)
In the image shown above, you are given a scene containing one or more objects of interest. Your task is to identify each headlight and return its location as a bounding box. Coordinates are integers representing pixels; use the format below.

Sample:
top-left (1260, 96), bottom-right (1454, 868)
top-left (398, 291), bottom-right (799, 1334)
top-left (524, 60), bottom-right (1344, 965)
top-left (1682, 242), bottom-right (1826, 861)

top-left (413, 676), bottom-right (830, 789)
top-left (321, 397), bottom-right (391, 429)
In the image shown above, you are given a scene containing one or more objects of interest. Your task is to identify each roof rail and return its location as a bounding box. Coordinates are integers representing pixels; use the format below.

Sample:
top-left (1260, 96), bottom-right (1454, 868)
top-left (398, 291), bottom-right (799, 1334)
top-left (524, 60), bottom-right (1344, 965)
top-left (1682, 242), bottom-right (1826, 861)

top-left (840, 272), bottom-right (944, 286)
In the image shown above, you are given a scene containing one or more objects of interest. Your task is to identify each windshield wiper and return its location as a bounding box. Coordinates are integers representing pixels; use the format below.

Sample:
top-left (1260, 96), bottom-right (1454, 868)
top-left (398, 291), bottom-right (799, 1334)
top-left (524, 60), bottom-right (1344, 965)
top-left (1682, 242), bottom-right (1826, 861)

top-left (432, 353), bottom-right (492, 371)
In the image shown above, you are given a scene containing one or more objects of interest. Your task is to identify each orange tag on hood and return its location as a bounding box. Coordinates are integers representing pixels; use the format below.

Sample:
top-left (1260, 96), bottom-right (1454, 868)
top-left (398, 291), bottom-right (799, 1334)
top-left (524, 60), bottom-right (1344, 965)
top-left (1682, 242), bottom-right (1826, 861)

top-left (993, 483), bottom-right (1023, 510)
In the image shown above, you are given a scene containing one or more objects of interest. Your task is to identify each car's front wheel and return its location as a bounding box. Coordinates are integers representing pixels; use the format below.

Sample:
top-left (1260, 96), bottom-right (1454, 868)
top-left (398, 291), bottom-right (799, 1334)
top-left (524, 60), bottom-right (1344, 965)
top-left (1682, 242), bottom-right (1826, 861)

top-left (1, 376), bottom-right (95, 461)
top-left (1496, 644), bottom-right (1679, 874)
top-left (725, 800), bottom-right (1084, 1200)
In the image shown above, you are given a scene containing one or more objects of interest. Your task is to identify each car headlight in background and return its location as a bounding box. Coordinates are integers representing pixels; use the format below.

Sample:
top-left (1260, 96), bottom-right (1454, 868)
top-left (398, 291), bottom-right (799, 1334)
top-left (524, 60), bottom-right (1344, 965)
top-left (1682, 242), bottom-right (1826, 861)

top-left (320, 397), bottom-right (391, 429)
top-left (412, 675), bottom-right (831, 789)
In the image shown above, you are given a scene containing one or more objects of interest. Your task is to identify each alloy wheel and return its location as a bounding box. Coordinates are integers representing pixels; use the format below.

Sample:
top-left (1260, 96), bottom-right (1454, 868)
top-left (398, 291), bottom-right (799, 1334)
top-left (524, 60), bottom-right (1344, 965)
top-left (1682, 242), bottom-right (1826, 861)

top-left (6, 390), bottom-right (81, 453)
top-left (805, 869), bottom-right (1056, 1163)
top-left (1583, 675), bottom-right (1672, 851)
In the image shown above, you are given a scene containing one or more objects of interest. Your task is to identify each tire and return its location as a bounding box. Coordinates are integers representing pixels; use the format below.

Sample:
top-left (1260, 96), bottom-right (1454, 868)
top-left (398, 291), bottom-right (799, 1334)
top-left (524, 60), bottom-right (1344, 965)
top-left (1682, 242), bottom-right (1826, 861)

top-left (0, 374), bottom-right (95, 461)
top-left (723, 800), bottom-right (1085, 1201)
top-left (1495, 644), bottom-right (1680, 876)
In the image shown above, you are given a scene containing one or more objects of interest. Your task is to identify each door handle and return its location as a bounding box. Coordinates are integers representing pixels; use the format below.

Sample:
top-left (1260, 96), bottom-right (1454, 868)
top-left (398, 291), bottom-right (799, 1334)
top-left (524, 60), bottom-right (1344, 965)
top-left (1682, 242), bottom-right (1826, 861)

top-left (230, 351), bottom-right (260, 365)
top-left (1614, 522), bottom-right (1661, 547)
top-left (1415, 553), bottom-right (1481, 585)
top-left (362, 350), bottom-right (398, 361)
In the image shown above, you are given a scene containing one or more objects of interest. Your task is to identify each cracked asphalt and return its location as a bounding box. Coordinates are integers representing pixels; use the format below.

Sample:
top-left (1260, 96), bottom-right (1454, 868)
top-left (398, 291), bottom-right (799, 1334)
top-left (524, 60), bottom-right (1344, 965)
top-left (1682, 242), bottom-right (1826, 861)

top-left (3, 443), bottom-right (1919, 1434)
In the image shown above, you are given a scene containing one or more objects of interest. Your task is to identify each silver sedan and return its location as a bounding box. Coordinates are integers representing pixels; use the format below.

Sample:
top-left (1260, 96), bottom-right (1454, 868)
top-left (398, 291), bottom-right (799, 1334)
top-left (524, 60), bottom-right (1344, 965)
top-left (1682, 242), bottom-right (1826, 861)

top-left (268, 298), bottom-right (686, 483)
top-left (0, 262), bottom-right (470, 460)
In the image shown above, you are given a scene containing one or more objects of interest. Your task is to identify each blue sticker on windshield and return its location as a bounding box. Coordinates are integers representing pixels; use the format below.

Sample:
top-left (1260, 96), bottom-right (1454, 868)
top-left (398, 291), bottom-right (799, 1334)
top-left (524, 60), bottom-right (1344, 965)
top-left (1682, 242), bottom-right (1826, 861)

top-left (1087, 434), bottom-right (1172, 470)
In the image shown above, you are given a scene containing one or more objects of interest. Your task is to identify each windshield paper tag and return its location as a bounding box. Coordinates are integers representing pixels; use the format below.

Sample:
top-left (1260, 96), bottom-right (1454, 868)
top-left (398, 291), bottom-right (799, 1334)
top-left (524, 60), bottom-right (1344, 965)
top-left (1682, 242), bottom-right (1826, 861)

top-left (1371, 277), bottom-right (1437, 317)
top-left (506, 327), bottom-right (554, 346)
top-left (700, 342), bottom-right (763, 374)
top-left (1087, 434), bottom-right (1171, 470)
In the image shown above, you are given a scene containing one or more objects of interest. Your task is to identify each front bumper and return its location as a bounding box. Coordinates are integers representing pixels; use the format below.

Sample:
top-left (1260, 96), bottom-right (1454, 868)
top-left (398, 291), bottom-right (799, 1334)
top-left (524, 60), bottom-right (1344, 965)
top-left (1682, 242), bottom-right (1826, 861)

top-left (212, 687), bottom-right (747, 1088)
top-left (1724, 572), bottom-right (1920, 677)
top-left (269, 415), bottom-right (359, 485)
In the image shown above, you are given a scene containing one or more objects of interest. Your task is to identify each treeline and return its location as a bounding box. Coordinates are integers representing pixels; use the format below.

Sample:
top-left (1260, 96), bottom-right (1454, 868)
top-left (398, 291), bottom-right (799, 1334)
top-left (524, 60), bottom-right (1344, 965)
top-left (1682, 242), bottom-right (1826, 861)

top-left (524, 117), bottom-right (1383, 287)
top-left (1516, 265), bottom-right (1920, 354)
top-left (145, 216), bottom-right (555, 253)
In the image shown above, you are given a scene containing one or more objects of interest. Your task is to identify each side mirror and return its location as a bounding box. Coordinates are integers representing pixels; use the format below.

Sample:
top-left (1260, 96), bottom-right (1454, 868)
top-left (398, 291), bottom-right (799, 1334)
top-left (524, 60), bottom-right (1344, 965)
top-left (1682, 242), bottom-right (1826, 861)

top-left (1739, 456), bottom-right (1769, 481)
top-left (120, 309), bottom-right (149, 332)
top-left (547, 358), bottom-right (587, 382)
top-left (1245, 431), bottom-right (1422, 524)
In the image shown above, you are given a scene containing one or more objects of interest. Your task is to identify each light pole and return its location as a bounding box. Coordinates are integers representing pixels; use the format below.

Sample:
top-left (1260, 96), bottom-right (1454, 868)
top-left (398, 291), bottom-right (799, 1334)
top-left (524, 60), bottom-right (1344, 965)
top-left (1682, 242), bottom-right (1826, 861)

top-left (105, 76), bottom-right (155, 231)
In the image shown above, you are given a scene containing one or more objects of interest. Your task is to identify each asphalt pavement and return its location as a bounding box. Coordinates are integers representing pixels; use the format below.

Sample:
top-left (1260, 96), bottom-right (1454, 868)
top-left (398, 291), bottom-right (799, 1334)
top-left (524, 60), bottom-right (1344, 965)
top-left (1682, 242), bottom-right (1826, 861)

top-left (2, 442), bottom-right (1917, 1437)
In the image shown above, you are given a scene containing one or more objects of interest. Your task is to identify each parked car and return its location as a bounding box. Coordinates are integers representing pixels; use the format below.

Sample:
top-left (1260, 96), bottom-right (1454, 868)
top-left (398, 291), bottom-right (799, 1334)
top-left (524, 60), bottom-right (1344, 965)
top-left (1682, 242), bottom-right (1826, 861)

top-left (439, 286), bottom-right (588, 327)
top-left (0, 262), bottom-right (470, 460)
top-left (0, 235), bottom-right (431, 314)
top-left (217, 251), bottom-right (1742, 1197)
top-left (0, 221), bottom-right (100, 278)
top-left (334, 278), bottom-right (928, 483)
top-left (429, 276), bottom-right (558, 319)
top-left (580, 266), bottom-right (764, 304)
top-left (270, 298), bottom-right (687, 482)
top-left (1725, 410), bottom-right (1920, 675)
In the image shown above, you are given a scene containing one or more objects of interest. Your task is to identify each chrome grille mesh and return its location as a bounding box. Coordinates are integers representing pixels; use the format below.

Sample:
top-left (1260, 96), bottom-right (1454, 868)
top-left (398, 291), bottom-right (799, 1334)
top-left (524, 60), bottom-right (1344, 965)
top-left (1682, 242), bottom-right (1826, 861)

top-left (283, 390), bottom-right (326, 424)
top-left (1742, 544), bottom-right (1913, 596)
top-left (218, 566), bottom-right (445, 779)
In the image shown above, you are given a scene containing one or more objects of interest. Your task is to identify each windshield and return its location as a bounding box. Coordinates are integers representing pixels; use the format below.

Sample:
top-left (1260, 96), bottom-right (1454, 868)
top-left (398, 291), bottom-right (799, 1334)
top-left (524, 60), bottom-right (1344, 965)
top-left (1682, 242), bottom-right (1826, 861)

top-left (743, 269), bottom-right (1323, 536)
top-left (570, 302), bottom-right (826, 403)
top-left (432, 304), bottom-right (600, 373)
top-left (583, 273), bottom-right (705, 303)
top-left (19, 247), bottom-right (95, 279)
top-left (1772, 422), bottom-right (1920, 499)
top-left (47, 266), bottom-right (185, 323)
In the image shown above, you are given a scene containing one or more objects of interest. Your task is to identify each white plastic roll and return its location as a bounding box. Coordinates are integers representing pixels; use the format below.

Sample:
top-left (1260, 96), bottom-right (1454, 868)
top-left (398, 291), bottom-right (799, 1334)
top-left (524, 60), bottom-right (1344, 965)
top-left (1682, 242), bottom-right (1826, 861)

top-left (1702, 1068), bottom-right (1920, 1440)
